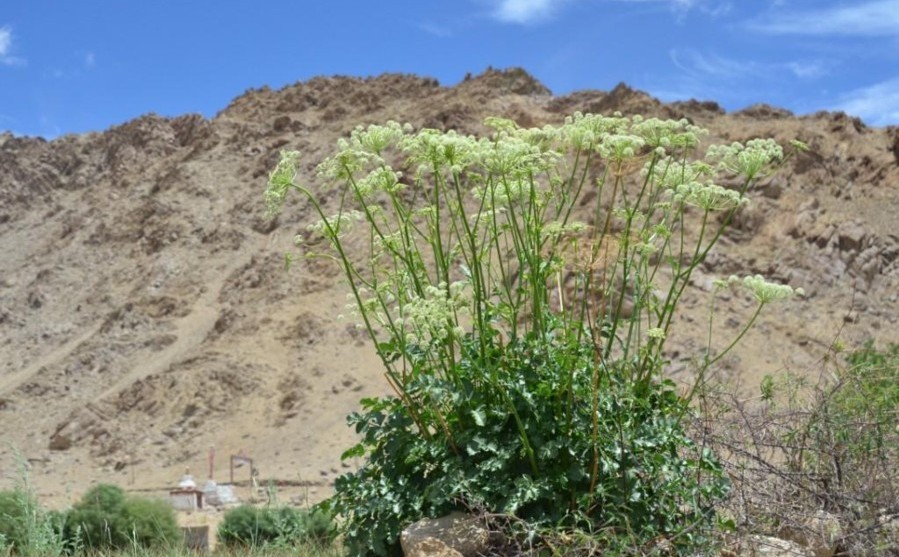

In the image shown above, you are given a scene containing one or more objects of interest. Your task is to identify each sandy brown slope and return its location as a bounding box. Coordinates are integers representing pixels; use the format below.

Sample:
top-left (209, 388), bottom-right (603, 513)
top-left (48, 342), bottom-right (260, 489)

top-left (1, 68), bottom-right (898, 507)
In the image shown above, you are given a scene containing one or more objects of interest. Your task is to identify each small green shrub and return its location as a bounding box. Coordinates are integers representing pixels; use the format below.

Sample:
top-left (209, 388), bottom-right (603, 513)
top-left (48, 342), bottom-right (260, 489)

top-left (0, 491), bottom-right (27, 550)
top-left (300, 507), bottom-right (339, 547)
top-left (0, 489), bottom-right (31, 554)
top-left (218, 505), bottom-right (336, 548)
top-left (0, 471), bottom-right (66, 557)
top-left (119, 496), bottom-right (182, 549)
top-left (63, 484), bottom-right (180, 551)
top-left (836, 341), bottom-right (899, 457)
top-left (786, 341), bottom-right (899, 491)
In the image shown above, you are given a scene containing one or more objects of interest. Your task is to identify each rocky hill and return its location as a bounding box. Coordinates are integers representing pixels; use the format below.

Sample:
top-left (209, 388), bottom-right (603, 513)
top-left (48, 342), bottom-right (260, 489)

top-left (2, 68), bottom-right (898, 506)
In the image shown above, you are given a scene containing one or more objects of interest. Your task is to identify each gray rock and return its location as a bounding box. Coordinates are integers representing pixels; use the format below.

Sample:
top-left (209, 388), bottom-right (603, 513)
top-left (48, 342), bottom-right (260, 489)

top-left (778, 511), bottom-right (842, 557)
top-left (740, 535), bottom-right (814, 557)
top-left (837, 221), bottom-right (866, 253)
top-left (401, 512), bottom-right (489, 557)
top-left (403, 537), bottom-right (463, 557)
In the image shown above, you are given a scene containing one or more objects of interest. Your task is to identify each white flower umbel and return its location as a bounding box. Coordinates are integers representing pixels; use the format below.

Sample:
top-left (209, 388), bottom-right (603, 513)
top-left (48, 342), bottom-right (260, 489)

top-left (307, 210), bottom-right (364, 239)
top-left (706, 139), bottom-right (784, 181)
top-left (559, 112), bottom-right (629, 151)
top-left (397, 282), bottom-right (468, 348)
top-left (673, 181), bottom-right (747, 212)
top-left (265, 150), bottom-right (301, 216)
top-left (599, 134), bottom-right (646, 163)
top-left (401, 128), bottom-right (480, 175)
top-left (736, 274), bottom-right (804, 304)
top-left (355, 166), bottom-right (404, 198)
top-left (632, 118), bottom-right (706, 151)
top-left (643, 158), bottom-right (714, 191)
top-left (353, 121), bottom-right (407, 155)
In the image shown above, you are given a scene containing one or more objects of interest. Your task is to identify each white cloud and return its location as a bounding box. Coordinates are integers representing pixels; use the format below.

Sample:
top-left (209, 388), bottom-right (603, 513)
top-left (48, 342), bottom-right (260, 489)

top-left (488, 0), bottom-right (723, 24)
top-left (492, 0), bottom-right (559, 24)
top-left (0, 26), bottom-right (10, 55)
top-left (0, 25), bottom-right (26, 66)
top-left (670, 49), bottom-right (827, 81)
top-left (671, 49), bottom-right (756, 79)
top-left (606, 0), bottom-right (731, 15)
top-left (834, 77), bottom-right (899, 126)
top-left (750, 0), bottom-right (899, 36)
top-left (784, 60), bottom-right (827, 79)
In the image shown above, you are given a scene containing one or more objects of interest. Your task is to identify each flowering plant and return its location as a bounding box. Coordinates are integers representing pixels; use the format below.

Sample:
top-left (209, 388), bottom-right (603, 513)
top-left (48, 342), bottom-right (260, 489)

top-left (266, 113), bottom-right (805, 556)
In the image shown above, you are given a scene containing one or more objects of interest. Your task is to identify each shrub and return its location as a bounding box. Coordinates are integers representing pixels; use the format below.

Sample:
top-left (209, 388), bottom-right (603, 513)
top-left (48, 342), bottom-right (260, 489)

top-left (335, 333), bottom-right (731, 556)
top-left (119, 496), bottom-right (182, 549)
top-left (0, 489), bottom-right (32, 555)
top-left (64, 484), bottom-right (180, 551)
top-left (0, 468), bottom-right (65, 557)
top-left (300, 507), bottom-right (339, 547)
top-left (267, 115), bottom-right (804, 556)
top-left (835, 341), bottom-right (899, 460)
top-left (712, 341), bottom-right (899, 556)
top-left (218, 504), bottom-right (336, 549)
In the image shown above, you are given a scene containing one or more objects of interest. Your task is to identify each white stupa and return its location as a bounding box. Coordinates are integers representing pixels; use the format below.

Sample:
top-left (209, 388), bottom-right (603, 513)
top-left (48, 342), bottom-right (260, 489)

top-left (178, 467), bottom-right (197, 489)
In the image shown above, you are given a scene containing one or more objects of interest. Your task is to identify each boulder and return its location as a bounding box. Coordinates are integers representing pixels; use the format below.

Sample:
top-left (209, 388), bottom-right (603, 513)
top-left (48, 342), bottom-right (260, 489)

top-left (837, 221), bottom-right (866, 253)
top-left (401, 512), bottom-right (489, 557)
top-left (740, 535), bottom-right (814, 557)
top-left (778, 511), bottom-right (842, 557)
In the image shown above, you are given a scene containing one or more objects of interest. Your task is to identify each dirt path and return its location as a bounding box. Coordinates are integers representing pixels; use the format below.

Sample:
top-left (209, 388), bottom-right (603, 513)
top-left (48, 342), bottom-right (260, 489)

top-left (0, 320), bottom-right (104, 396)
top-left (95, 256), bottom-right (250, 402)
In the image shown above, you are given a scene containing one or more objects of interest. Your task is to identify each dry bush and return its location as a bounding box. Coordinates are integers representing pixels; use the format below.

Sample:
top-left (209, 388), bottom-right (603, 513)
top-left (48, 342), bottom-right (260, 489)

top-left (697, 342), bottom-right (899, 556)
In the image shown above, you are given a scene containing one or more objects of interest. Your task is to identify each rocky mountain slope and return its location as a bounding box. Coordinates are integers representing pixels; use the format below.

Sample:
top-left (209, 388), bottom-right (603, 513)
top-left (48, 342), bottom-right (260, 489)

top-left (2, 68), bottom-right (898, 506)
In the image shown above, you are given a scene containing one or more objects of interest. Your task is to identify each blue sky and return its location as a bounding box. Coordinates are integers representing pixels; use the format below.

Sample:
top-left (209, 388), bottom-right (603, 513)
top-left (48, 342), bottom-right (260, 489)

top-left (1, 0), bottom-right (898, 138)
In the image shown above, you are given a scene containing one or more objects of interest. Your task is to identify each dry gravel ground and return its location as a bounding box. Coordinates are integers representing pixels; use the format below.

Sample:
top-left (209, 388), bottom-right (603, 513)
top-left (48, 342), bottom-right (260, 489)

top-left (1, 68), bottom-right (898, 508)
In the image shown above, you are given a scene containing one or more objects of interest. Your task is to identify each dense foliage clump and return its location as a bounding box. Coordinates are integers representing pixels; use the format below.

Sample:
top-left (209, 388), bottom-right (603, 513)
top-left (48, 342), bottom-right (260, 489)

top-left (217, 504), bottom-right (336, 549)
top-left (63, 484), bottom-right (180, 552)
top-left (335, 332), bottom-right (730, 556)
top-left (0, 471), bottom-right (67, 557)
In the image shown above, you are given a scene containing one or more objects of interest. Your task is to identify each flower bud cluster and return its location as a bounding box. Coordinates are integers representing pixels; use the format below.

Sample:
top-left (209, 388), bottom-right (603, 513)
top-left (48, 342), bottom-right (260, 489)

top-left (706, 139), bottom-right (784, 180)
top-left (559, 112), bottom-right (629, 151)
top-left (543, 220), bottom-right (588, 239)
top-left (307, 210), bottom-right (364, 239)
top-left (265, 150), bottom-right (300, 216)
top-left (716, 274), bottom-right (805, 304)
top-left (631, 117), bottom-right (706, 151)
top-left (355, 166), bottom-right (404, 199)
top-left (402, 129), bottom-right (480, 175)
top-left (672, 182), bottom-right (747, 211)
top-left (396, 282), bottom-right (469, 347)
top-left (315, 122), bottom-right (407, 182)
top-left (599, 134), bottom-right (646, 163)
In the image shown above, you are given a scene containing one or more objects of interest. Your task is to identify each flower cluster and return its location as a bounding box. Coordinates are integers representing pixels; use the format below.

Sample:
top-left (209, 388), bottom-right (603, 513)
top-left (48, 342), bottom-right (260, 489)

top-left (265, 150), bottom-right (300, 216)
top-left (402, 129), bottom-right (480, 176)
top-left (558, 112), bottom-right (629, 151)
top-left (482, 133), bottom-right (557, 178)
top-left (672, 181), bottom-right (747, 211)
top-left (355, 166), bottom-right (404, 198)
top-left (706, 139), bottom-right (784, 180)
top-left (396, 282), bottom-right (469, 348)
top-left (643, 159), bottom-right (714, 191)
top-left (717, 274), bottom-right (804, 304)
top-left (600, 134), bottom-right (646, 163)
top-left (315, 122), bottom-right (407, 182)
top-left (631, 117), bottom-right (706, 151)
top-left (307, 210), bottom-right (364, 239)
